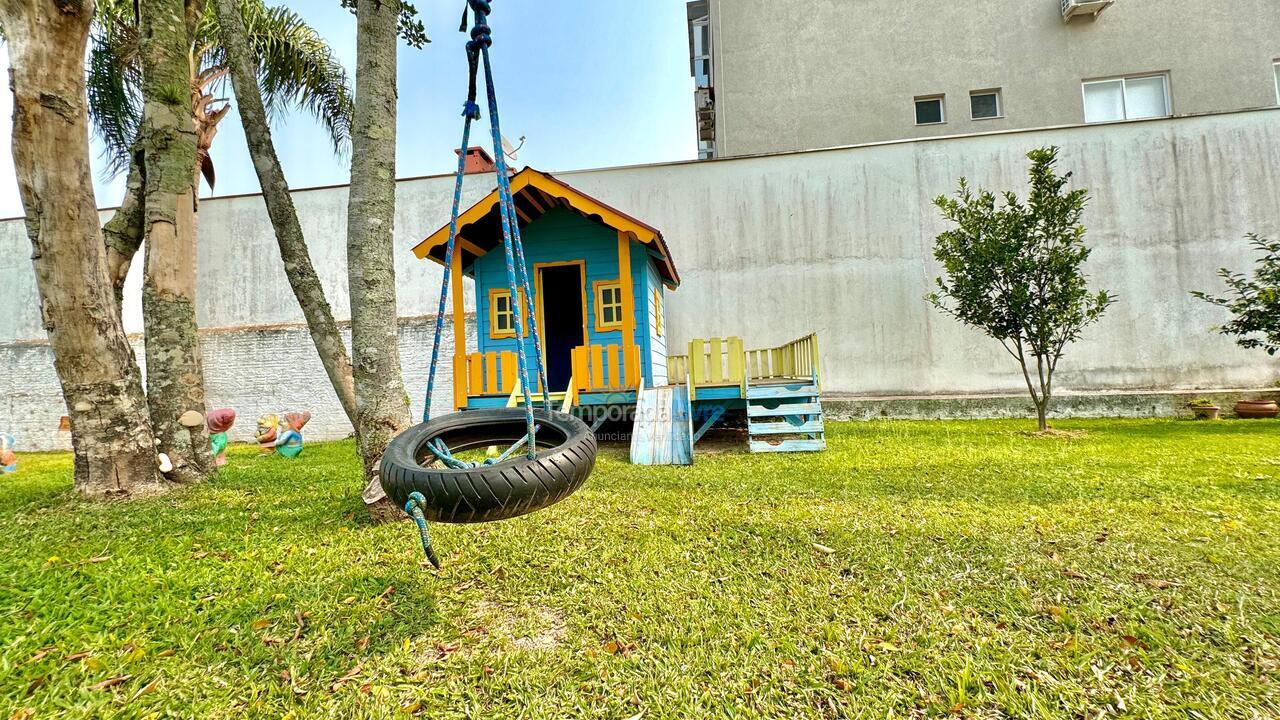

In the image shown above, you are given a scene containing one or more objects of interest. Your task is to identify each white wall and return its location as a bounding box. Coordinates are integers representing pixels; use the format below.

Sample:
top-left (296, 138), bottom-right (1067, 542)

top-left (3, 109), bottom-right (1279, 448)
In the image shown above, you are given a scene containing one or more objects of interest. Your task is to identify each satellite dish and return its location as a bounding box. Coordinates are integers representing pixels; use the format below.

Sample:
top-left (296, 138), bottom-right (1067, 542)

top-left (501, 135), bottom-right (526, 161)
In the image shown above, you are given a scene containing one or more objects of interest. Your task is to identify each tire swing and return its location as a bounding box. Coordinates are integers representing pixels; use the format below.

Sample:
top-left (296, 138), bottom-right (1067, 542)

top-left (380, 0), bottom-right (595, 568)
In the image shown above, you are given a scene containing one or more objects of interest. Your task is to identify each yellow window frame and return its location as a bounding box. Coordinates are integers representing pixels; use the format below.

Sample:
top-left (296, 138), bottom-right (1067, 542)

top-left (593, 280), bottom-right (625, 333)
top-left (488, 287), bottom-right (527, 339)
top-left (652, 288), bottom-right (664, 338)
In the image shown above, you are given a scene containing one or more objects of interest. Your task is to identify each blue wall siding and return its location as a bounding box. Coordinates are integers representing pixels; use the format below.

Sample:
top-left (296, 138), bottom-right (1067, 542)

top-left (472, 208), bottom-right (656, 386)
top-left (645, 259), bottom-right (669, 386)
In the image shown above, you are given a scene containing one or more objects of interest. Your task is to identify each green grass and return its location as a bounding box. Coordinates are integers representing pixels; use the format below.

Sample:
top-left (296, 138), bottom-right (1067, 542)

top-left (2, 419), bottom-right (1279, 719)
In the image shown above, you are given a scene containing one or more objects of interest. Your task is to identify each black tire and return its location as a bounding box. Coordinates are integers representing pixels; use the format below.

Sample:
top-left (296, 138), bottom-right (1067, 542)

top-left (379, 408), bottom-right (596, 524)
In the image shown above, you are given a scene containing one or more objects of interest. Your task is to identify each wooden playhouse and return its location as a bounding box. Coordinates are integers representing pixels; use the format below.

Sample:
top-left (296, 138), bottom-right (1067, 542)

top-left (412, 167), bottom-right (826, 462)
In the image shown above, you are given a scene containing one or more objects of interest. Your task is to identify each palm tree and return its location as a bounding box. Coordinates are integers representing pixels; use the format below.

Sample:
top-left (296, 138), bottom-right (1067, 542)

top-left (88, 0), bottom-right (355, 291)
top-left (85, 0), bottom-right (354, 483)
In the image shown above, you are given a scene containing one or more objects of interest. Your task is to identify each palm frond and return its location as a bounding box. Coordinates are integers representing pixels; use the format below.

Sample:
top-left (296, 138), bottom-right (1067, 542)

top-left (87, 0), bottom-right (144, 177)
top-left (200, 0), bottom-right (354, 157)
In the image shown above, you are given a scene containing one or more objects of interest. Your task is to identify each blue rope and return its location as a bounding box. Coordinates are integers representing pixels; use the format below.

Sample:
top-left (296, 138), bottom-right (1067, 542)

top-left (405, 493), bottom-right (441, 568)
top-left (422, 109), bottom-right (476, 424)
top-left (470, 0), bottom-right (539, 458)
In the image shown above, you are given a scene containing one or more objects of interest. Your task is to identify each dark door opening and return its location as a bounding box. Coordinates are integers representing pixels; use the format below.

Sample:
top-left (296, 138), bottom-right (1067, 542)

top-left (537, 265), bottom-right (585, 391)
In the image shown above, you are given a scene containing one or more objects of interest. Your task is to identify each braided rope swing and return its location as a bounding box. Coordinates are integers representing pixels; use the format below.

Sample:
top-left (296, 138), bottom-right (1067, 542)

top-left (421, 0), bottom-right (553, 468)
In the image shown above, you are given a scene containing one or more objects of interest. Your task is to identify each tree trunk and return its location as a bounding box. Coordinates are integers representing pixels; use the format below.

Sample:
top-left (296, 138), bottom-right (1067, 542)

top-left (348, 0), bottom-right (412, 519)
top-left (1, 0), bottom-right (166, 498)
top-left (139, 0), bottom-right (214, 482)
top-left (210, 0), bottom-right (360, 426)
top-left (103, 147), bottom-right (145, 312)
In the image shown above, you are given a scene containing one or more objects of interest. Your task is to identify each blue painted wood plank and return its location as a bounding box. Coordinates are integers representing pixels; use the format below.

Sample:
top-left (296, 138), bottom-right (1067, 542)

top-left (630, 385), bottom-right (693, 465)
top-left (745, 385), bottom-right (821, 400)
top-left (747, 402), bottom-right (822, 417)
top-left (747, 420), bottom-right (825, 435)
top-left (748, 439), bottom-right (827, 453)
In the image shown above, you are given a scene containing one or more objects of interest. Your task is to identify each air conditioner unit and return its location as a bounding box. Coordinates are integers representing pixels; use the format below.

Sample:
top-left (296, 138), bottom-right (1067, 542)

top-left (1061, 0), bottom-right (1114, 20)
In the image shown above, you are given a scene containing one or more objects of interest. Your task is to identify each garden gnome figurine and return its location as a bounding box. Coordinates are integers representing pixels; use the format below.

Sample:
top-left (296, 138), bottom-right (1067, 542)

top-left (256, 413), bottom-right (280, 454)
top-left (0, 434), bottom-right (16, 475)
top-left (275, 411), bottom-right (311, 459)
top-left (256, 412), bottom-right (310, 458)
top-left (206, 409), bottom-right (236, 467)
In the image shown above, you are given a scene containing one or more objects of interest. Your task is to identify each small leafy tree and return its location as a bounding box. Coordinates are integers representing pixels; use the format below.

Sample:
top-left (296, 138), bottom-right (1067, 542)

top-left (928, 147), bottom-right (1116, 431)
top-left (1191, 235), bottom-right (1280, 356)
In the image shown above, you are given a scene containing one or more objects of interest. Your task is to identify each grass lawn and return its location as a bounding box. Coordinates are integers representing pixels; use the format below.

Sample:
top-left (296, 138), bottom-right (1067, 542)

top-left (1, 419), bottom-right (1278, 719)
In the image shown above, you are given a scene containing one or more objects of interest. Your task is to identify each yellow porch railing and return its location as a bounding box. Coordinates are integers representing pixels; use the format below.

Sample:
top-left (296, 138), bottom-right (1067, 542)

top-left (461, 350), bottom-right (520, 399)
top-left (746, 333), bottom-right (821, 386)
top-left (669, 333), bottom-right (821, 399)
top-left (571, 343), bottom-right (642, 393)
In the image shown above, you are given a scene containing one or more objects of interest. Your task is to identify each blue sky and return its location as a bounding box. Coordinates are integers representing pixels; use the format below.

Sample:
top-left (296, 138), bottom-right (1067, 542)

top-left (0, 0), bottom-right (696, 217)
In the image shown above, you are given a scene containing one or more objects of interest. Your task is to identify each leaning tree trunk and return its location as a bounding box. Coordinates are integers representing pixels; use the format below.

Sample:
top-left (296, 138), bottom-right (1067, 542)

top-left (211, 0), bottom-right (360, 426)
top-left (348, 0), bottom-right (413, 521)
top-left (139, 0), bottom-right (214, 482)
top-left (1, 0), bottom-right (166, 498)
top-left (103, 146), bottom-right (146, 314)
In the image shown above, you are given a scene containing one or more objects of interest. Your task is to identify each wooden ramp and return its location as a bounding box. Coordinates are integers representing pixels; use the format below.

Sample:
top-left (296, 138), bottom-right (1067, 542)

top-left (630, 385), bottom-right (694, 465)
top-left (746, 380), bottom-right (826, 453)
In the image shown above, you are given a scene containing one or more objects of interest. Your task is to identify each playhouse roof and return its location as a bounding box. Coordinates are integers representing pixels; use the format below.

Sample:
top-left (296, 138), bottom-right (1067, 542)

top-left (412, 168), bottom-right (680, 288)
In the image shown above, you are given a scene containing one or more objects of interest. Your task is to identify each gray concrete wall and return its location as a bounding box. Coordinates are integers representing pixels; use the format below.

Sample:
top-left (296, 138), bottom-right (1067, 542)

top-left (707, 0), bottom-right (1280, 156)
top-left (3, 109), bottom-right (1279, 448)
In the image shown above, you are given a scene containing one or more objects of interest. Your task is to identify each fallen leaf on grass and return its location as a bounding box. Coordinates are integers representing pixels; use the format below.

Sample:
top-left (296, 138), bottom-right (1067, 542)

top-left (127, 676), bottom-right (161, 703)
top-left (1120, 635), bottom-right (1149, 650)
top-left (1062, 569), bottom-right (1088, 580)
top-left (90, 675), bottom-right (131, 691)
top-left (1139, 577), bottom-right (1177, 589)
top-left (357, 635), bottom-right (369, 652)
top-left (155, 649), bottom-right (176, 658)
top-left (84, 555), bottom-right (112, 564)
top-left (328, 663), bottom-right (363, 693)
top-left (27, 647), bottom-right (55, 664)
top-left (402, 700), bottom-right (423, 714)
top-left (812, 543), bottom-right (836, 555)
top-left (251, 619), bottom-right (272, 631)
top-left (10, 708), bottom-right (35, 720)
top-left (832, 678), bottom-right (854, 692)
top-left (376, 586), bottom-right (396, 604)
top-left (64, 651), bottom-right (92, 662)
top-left (603, 640), bottom-right (636, 656)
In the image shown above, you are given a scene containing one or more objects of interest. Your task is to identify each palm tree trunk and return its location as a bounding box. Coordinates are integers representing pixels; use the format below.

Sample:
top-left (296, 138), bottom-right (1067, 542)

top-left (210, 0), bottom-right (360, 426)
top-left (348, 0), bottom-right (413, 519)
top-left (1, 0), bottom-right (166, 498)
top-left (139, 0), bottom-right (214, 482)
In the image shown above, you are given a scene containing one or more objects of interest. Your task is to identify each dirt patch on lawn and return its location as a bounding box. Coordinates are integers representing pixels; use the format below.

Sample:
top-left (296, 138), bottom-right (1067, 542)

top-left (467, 600), bottom-right (567, 653)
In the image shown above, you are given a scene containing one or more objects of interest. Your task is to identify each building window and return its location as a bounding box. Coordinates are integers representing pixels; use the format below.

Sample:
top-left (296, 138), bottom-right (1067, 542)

top-left (1274, 61), bottom-right (1280, 104)
top-left (970, 89), bottom-right (1002, 120)
top-left (691, 17), bottom-right (712, 88)
top-left (652, 289), bottom-right (664, 338)
top-left (914, 95), bottom-right (945, 125)
top-left (594, 281), bottom-right (625, 332)
top-left (488, 288), bottom-right (525, 339)
top-left (1082, 74), bottom-right (1170, 123)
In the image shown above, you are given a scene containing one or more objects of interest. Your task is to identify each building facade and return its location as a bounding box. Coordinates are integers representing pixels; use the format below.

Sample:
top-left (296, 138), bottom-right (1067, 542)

top-left (689, 0), bottom-right (1280, 157)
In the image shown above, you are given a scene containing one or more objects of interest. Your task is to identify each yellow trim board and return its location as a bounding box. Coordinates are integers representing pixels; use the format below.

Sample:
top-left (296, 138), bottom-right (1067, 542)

top-left (413, 169), bottom-right (660, 259)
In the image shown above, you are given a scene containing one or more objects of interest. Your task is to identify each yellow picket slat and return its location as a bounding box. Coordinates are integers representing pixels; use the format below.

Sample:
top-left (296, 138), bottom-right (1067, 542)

top-left (572, 347), bottom-right (588, 392)
top-left (590, 345), bottom-right (605, 390)
top-left (605, 345), bottom-right (620, 389)
top-left (485, 352), bottom-right (499, 394)
top-left (468, 354), bottom-right (483, 396)
top-left (500, 351), bottom-right (516, 393)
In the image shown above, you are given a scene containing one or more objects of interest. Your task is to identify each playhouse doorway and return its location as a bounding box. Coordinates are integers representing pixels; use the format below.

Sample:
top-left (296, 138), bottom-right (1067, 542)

top-left (536, 263), bottom-right (586, 391)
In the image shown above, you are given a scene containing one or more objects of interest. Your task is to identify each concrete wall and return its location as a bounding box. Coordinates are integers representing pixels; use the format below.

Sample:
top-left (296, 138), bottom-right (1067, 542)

top-left (706, 0), bottom-right (1280, 155)
top-left (3, 109), bottom-right (1279, 448)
